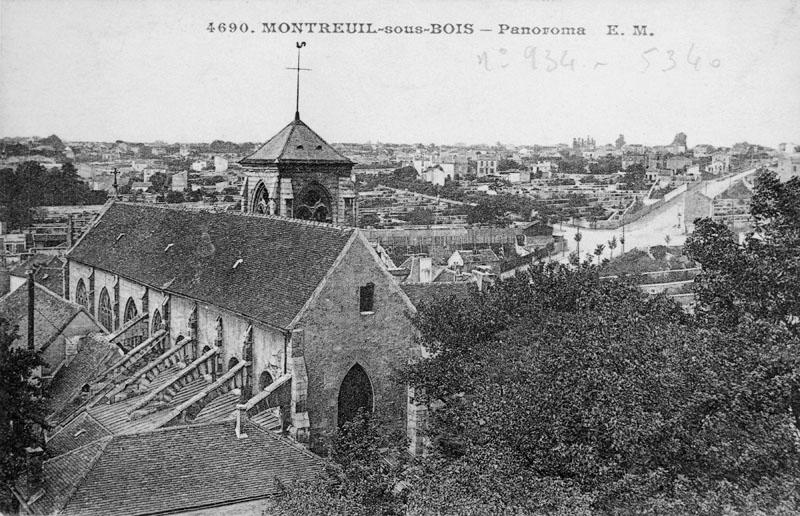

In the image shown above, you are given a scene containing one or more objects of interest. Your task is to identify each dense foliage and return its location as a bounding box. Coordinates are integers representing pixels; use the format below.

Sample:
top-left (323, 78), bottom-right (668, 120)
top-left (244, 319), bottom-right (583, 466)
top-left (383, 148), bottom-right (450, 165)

top-left (0, 161), bottom-right (107, 229)
top-left (0, 318), bottom-right (48, 512)
top-left (685, 171), bottom-right (800, 335)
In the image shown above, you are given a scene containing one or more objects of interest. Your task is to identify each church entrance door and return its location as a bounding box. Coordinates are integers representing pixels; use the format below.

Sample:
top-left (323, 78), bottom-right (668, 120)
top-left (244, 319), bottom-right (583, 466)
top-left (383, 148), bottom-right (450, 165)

top-left (337, 364), bottom-right (373, 427)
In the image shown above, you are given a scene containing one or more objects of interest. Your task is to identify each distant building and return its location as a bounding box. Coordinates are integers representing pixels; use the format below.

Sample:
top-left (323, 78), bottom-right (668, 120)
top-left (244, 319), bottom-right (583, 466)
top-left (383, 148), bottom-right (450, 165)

top-left (422, 165), bottom-right (448, 186)
top-left (447, 248), bottom-right (500, 273)
top-left (476, 155), bottom-right (498, 177)
top-left (777, 154), bottom-right (800, 182)
top-left (214, 155), bottom-right (229, 173)
top-left (143, 167), bottom-right (166, 183)
top-left (130, 181), bottom-right (152, 192)
top-left (665, 156), bottom-right (693, 174)
top-left (171, 170), bottom-right (188, 191)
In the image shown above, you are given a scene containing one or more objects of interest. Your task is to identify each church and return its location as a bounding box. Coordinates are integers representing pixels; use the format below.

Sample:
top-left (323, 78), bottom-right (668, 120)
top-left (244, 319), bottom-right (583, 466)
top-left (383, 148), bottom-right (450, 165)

top-left (52, 108), bottom-right (421, 454)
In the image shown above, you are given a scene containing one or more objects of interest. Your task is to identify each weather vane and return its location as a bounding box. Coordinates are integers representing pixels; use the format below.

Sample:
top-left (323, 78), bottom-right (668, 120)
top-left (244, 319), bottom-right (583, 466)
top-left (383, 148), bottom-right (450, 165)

top-left (287, 42), bottom-right (311, 120)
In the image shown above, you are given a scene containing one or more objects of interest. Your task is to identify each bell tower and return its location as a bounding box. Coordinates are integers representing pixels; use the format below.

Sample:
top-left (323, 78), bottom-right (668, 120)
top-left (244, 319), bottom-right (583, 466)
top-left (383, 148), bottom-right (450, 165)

top-left (239, 43), bottom-right (357, 225)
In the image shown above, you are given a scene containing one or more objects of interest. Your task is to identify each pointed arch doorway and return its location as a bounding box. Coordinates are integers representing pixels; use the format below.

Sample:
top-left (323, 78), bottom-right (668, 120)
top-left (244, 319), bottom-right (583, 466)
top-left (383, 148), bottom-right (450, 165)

top-left (337, 363), bottom-right (373, 427)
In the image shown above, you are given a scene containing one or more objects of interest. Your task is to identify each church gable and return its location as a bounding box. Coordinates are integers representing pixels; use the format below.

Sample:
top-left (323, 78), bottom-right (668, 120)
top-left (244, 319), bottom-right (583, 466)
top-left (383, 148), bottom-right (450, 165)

top-left (292, 232), bottom-right (417, 436)
top-left (67, 202), bottom-right (354, 329)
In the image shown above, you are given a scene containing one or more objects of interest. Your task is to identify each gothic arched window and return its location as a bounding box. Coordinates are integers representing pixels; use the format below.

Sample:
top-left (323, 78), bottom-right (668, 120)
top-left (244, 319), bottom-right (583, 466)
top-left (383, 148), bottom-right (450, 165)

top-left (253, 182), bottom-right (274, 215)
top-left (123, 298), bottom-right (138, 324)
top-left (75, 279), bottom-right (88, 309)
top-left (295, 182), bottom-right (332, 222)
top-left (151, 309), bottom-right (163, 334)
top-left (259, 371), bottom-right (274, 390)
top-left (228, 357), bottom-right (240, 370)
top-left (98, 288), bottom-right (113, 332)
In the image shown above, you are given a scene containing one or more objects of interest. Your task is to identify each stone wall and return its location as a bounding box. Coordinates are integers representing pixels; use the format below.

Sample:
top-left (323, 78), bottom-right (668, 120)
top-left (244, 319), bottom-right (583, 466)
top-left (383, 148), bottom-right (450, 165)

top-left (297, 234), bottom-right (418, 445)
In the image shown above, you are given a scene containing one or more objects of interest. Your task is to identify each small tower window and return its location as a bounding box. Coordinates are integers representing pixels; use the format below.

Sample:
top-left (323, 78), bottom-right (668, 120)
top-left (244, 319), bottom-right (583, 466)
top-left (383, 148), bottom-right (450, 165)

top-left (359, 283), bottom-right (375, 314)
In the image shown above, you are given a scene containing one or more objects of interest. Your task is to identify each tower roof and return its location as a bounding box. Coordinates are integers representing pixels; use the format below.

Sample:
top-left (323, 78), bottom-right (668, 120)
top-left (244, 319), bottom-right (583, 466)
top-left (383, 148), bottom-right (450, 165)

top-left (240, 117), bottom-right (352, 166)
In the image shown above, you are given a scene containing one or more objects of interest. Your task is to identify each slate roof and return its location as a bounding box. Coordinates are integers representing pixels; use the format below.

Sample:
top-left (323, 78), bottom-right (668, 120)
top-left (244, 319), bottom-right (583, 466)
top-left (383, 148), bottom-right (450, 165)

top-left (67, 202), bottom-right (355, 329)
top-left (46, 412), bottom-right (113, 458)
top-left (46, 335), bottom-right (118, 423)
top-left (0, 282), bottom-right (83, 352)
top-left (239, 116), bottom-right (353, 166)
top-left (20, 419), bottom-right (323, 516)
top-left (9, 255), bottom-right (65, 295)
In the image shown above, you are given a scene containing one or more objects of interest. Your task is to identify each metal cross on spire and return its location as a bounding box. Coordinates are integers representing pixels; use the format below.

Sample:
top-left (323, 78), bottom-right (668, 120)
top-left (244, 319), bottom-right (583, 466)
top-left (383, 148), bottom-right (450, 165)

top-left (287, 42), bottom-right (311, 121)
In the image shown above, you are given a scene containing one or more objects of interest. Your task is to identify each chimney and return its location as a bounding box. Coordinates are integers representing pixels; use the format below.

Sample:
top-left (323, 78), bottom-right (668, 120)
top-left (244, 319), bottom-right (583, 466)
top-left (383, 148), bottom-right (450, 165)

top-left (27, 269), bottom-right (35, 351)
top-left (66, 216), bottom-right (74, 248)
top-left (235, 404), bottom-right (248, 439)
top-left (25, 446), bottom-right (44, 496)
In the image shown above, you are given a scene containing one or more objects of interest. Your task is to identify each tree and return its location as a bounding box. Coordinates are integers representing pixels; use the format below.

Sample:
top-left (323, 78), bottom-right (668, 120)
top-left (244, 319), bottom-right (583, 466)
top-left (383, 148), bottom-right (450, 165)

top-left (164, 191), bottom-right (185, 204)
top-left (275, 411), bottom-right (408, 516)
top-left (685, 171), bottom-right (800, 334)
top-left (620, 163), bottom-right (649, 191)
top-left (186, 188), bottom-right (203, 202)
top-left (0, 162), bottom-right (107, 230)
top-left (392, 166), bottom-right (418, 182)
top-left (148, 172), bottom-right (169, 193)
top-left (0, 318), bottom-right (48, 512)
top-left (574, 230), bottom-right (582, 257)
top-left (607, 235), bottom-right (617, 259)
top-left (496, 159), bottom-right (521, 171)
top-left (401, 266), bottom-right (800, 513)
top-left (593, 243), bottom-right (605, 266)
top-left (403, 208), bottom-right (435, 226)
top-left (466, 197), bottom-right (510, 226)
top-left (360, 213), bottom-right (380, 228)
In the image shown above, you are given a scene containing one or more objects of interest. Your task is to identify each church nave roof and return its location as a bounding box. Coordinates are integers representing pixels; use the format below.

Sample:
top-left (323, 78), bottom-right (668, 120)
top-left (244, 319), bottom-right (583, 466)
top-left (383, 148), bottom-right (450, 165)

top-left (68, 202), bottom-right (355, 329)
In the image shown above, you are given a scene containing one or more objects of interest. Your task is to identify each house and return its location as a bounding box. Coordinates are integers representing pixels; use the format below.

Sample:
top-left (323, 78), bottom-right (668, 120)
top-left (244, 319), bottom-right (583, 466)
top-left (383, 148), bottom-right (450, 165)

top-left (665, 156), bottom-right (693, 174)
top-left (476, 155), bottom-right (498, 177)
top-left (777, 153), bottom-right (800, 182)
top-left (171, 170), bottom-right (188, 191)
top-left (422, 165), bottom-right (448, 186)
top-left (62, 201), bottom-right (420, 451)
top-left (397, 255), bottom-right (434, 284)
top-left (8, 255), bottom-right (65, 295)
top-left (130, 181), bottom-right (152, 193)
top-left (13, 418), bottom-right (322, 515)
top-left (0, 282), bottom-right (104, 380)
top-left (447, 248), bottom-right (500, 273)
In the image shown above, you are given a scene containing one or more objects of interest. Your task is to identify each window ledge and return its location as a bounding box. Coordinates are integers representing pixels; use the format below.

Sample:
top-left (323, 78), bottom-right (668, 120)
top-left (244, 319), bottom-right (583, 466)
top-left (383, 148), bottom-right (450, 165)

top-left (359, 311), bottom-right (375, 316)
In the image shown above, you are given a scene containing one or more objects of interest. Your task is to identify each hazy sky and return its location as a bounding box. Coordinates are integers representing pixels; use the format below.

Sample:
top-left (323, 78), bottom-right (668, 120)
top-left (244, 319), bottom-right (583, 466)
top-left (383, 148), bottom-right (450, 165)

top-left (1, 0), bottom-right (799, 147)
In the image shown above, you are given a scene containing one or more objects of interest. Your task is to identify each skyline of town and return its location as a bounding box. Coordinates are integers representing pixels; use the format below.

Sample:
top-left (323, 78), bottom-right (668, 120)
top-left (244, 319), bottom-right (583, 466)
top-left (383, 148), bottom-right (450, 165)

top-left (2, 0), bottom-right (799, 146)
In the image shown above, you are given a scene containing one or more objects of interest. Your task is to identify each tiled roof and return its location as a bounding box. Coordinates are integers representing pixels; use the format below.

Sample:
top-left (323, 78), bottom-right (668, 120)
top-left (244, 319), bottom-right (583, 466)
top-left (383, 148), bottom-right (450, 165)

top-left (401, 282), bottom-right (477, 309)
top-left (46, 335), bottom-right (117, 424)
top-left (240, 117), bottom-right (353, 166)
top-left (193, 390), bottom-right (240, 423)
top-left (0, 282), bottom-right (83, 352)
top-left (67, 202), bottom-right (355, 329)
top-left (9, 255), bottom-right (65, 296)
top-left (25, 420), bottom-right (322, 516)
top-left (46, 412), bottom-right (113, 458)
top-left (17, 439), bottom-right (110, 516)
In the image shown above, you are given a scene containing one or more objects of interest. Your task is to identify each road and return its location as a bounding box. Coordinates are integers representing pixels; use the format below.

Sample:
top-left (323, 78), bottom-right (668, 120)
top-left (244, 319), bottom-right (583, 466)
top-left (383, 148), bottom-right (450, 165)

top-left (552, 168), bottom-right (758, 262)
